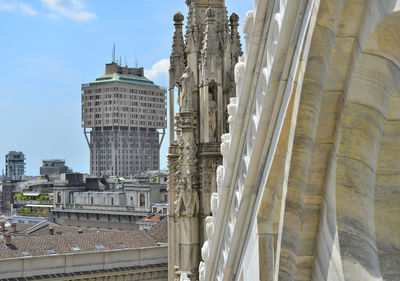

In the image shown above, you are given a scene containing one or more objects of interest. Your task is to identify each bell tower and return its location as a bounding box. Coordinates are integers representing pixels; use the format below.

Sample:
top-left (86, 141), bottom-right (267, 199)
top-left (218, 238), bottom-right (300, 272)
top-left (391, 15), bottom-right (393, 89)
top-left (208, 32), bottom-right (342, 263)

top-left (167, 0), bottom-right (242, 280)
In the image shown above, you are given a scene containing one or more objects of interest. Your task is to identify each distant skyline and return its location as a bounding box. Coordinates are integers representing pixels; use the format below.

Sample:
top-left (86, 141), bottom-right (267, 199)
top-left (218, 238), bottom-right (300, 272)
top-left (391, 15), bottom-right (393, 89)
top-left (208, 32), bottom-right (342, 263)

top-left (0, 0), bottom-right (252, 176)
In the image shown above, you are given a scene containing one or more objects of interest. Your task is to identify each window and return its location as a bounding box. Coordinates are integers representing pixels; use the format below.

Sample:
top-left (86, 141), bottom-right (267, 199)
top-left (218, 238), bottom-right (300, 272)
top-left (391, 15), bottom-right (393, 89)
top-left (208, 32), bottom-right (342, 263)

top-left (47, 248), bottom-right (56, 254)
top-left (118, 243), bottom-right (127, 249)
top-left (96, 244), bottom-right (104, 250)
top-left (71, 246), bottom-right (80, 252)
top-left (140, 194), bottom-right (145, 207)
top-left (21, 250), bottom-right (30, 256)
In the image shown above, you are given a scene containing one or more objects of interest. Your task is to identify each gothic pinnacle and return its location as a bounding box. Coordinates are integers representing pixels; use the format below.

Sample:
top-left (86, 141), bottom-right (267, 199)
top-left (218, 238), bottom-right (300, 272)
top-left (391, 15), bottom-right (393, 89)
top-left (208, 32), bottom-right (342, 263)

top-left (174, 12), bottom-right (184, 24)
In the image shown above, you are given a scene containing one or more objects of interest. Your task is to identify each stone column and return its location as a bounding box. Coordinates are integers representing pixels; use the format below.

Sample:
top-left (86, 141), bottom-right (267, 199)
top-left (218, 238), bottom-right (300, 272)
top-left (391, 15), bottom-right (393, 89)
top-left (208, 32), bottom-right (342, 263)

top-left (173, 112), bottom-right (200, 280)
top-left (169, 88), bottom-right (175, 145)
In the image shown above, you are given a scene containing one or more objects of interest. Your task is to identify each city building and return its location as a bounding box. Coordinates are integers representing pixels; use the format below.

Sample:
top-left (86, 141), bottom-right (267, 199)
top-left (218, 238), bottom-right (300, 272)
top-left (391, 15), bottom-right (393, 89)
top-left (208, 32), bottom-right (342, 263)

top-left (5, 151), bottom-right (25, 181)
top-left (13, 189), bottom-right (53, 218)
top-left (40, 159), bottom-right (71, 180)
top-left (1, 178), bottom-right (53, 216)
top-left (53, 171), bottom-right (168, 230)
top-left (81, 62), bottom-right (167, 177)
top-left (1, 181), bottom-right (14, 214)
top-left (0, 220), bottom-right (167, 280)
top-left (168, 0), bottom-right (400, 281)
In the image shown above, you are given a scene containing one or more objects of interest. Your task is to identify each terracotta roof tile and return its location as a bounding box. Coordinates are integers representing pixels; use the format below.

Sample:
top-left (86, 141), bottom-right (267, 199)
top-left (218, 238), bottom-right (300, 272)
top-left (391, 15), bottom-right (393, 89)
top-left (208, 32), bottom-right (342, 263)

top-left (147, 217), bottom-right (168, 243)
top-left (139, 213), bottom-right (167, 223)
top-left (0, 229), bottom-right (158, 259)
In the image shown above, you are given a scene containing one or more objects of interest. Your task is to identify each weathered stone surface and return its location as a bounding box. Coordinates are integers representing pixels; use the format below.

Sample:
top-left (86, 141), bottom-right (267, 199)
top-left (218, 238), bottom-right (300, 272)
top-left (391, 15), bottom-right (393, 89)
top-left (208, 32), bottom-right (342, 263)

top-left (174, 1), bottom-right (400, 280)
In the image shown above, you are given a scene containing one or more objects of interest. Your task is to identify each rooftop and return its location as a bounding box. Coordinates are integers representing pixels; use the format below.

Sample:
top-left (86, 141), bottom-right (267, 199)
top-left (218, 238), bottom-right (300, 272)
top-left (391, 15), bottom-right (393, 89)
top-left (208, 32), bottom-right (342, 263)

top-left (139, 213), bottom-right (167, 223)
top-left (0, 221), bottom-right (167, 259)
top-left (86, 72), bottom-right (156, 87)
top-left (147, 216), bottom-right (168, 244)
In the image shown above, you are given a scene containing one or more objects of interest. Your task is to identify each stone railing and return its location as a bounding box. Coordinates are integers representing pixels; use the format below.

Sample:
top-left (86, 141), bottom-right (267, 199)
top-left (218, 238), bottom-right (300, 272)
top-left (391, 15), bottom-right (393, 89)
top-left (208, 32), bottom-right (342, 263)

top-left (53, 203), bottom-right (150, 214)
top-left (199, 0), bottom-right (315, 280)
top-left (15, 200), bottom-right (53, 205)
top-left (0, 246), bottom-right (167, 279)
top-left (65, 204), bottom-right (136, 212)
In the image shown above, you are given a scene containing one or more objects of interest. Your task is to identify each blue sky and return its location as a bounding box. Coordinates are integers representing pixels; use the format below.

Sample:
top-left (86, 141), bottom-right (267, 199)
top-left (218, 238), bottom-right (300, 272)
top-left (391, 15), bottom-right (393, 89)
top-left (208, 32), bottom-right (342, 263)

top-left (0, 0), bottom-right (252, 176)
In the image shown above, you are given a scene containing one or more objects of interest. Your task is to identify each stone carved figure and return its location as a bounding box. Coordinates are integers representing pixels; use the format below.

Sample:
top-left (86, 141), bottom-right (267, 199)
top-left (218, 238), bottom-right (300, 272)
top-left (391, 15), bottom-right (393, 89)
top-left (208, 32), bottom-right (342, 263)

top-left (176, 187), bottom-right (200, 218)
top-left (208, 93), bottom-right (217, 141)
top-left (175, 130), bottom-right (199, 217)
top-left (180, 67), bottom-right (195, 112)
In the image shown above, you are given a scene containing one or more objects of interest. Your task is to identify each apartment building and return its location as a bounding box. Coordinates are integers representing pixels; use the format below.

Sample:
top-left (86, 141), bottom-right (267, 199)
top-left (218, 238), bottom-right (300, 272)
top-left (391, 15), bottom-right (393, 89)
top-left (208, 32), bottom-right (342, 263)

top-left (5, 151), bottom-right (25, 181)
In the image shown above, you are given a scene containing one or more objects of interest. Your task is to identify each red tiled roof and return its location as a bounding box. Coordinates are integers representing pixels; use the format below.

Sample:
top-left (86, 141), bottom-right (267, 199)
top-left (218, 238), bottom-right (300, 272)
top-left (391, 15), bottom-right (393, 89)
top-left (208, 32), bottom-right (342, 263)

top-left (147, 217), bottom-right (168, 244)
top-left (139, 213), bottom-right (167, 223)
top-left (0, 228), bottom-right (159, 259)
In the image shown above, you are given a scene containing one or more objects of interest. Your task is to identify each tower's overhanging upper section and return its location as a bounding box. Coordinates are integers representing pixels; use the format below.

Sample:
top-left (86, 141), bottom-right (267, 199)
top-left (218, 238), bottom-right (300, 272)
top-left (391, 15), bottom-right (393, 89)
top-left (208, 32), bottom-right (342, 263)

top-left (81, 62), bottom-right (167, 131)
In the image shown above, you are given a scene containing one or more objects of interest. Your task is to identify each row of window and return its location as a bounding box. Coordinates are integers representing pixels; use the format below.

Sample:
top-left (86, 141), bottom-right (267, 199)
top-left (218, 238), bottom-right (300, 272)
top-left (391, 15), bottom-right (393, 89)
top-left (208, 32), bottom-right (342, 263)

top-left (85, 120), bottom-right (165, 127)
top-left (85, 101), bottom-right (165, 108)
top-left (86, 113), bottom-right (164, 120)
top-left (85, 107), bottom-right (164, 114)
top-left (93, 160), bottom-right (158, 166)
top-left (83, 88), bottom-right (164, 96)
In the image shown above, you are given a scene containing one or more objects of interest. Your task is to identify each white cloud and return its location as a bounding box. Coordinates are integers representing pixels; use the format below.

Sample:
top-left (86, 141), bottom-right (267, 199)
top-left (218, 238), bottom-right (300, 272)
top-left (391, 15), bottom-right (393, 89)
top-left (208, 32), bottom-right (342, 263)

top-left (19, 3), bottom-right (37, 16)
top-left (41, 0), bottom-right (96, 21)
top-left (145, 58), bottom-right (169, 81)
top-left (0, 0), bottom-right (16, 11)
top-left (0, 0), bottom-right (37, 16)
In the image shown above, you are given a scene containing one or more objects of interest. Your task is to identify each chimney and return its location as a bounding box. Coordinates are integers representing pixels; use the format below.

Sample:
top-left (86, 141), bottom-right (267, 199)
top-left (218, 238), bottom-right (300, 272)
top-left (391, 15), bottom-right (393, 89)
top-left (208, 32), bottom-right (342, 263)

top-left (78, 229), bottom-right (83, 234)
top-left (11, 222), bottom-right (16, 233)
top-left (4, 233), bottom-right (11, 245)
top-left (49, 227), bottom-right (54, 235)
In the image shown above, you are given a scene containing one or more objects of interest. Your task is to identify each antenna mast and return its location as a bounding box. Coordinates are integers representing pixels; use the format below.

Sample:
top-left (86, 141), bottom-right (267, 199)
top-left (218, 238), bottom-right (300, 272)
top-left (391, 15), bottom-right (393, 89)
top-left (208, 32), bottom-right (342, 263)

top-left (112, 43), bottom-right (115, 63)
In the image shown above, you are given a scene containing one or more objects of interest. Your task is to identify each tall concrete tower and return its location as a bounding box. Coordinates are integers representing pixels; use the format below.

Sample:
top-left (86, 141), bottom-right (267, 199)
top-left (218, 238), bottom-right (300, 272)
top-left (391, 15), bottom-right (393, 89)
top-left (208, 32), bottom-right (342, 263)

top-left (167, 0), bottom-right (242, 279)
top-left (82, 62), bottom-right (167, 177)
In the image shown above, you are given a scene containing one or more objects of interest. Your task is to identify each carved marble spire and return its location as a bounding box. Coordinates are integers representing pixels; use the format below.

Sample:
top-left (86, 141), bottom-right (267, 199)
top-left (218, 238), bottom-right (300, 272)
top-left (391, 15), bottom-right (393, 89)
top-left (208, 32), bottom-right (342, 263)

top-left (201, 8), bottom-right (217, 77)
top-left (168, 1), bottom-right (242, 280)
top-left (230, 13), bottom-right (242, 65)
top-left (170, 12), bottom-right (186, 88)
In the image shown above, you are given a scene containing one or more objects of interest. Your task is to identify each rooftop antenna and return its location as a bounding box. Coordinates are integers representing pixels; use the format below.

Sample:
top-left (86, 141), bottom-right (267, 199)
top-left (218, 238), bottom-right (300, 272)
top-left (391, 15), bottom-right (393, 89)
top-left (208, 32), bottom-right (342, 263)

top-left (112, 43), bottom-right (115, 63)
top-left (124, 56), bottom-right (128, 67)
top-left (135, 54), bottom-right (138, 68)
top-left (119, 55), bottom-right (122, 66)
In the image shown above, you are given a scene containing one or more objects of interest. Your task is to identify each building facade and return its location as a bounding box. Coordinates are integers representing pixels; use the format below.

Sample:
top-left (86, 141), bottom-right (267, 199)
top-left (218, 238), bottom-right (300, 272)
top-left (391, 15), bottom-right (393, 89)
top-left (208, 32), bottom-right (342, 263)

top-left (193, 0), bottom-right (400, 281)
top-left (82, 62), bottom-right (167, 177)
top-left (53, 172), bottom-right (168, 230)
top-left (1, 181), bottom-right (14, 214)
top-left (5, 151), bottom-right (25, 181)
top-left (40, 159), bottom-right (71, 180)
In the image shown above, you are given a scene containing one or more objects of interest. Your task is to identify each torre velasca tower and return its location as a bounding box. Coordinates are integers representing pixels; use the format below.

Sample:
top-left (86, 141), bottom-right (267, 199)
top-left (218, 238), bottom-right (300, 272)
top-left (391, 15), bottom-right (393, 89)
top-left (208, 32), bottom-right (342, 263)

top-left (82, 62), bottom-right (166, 177)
